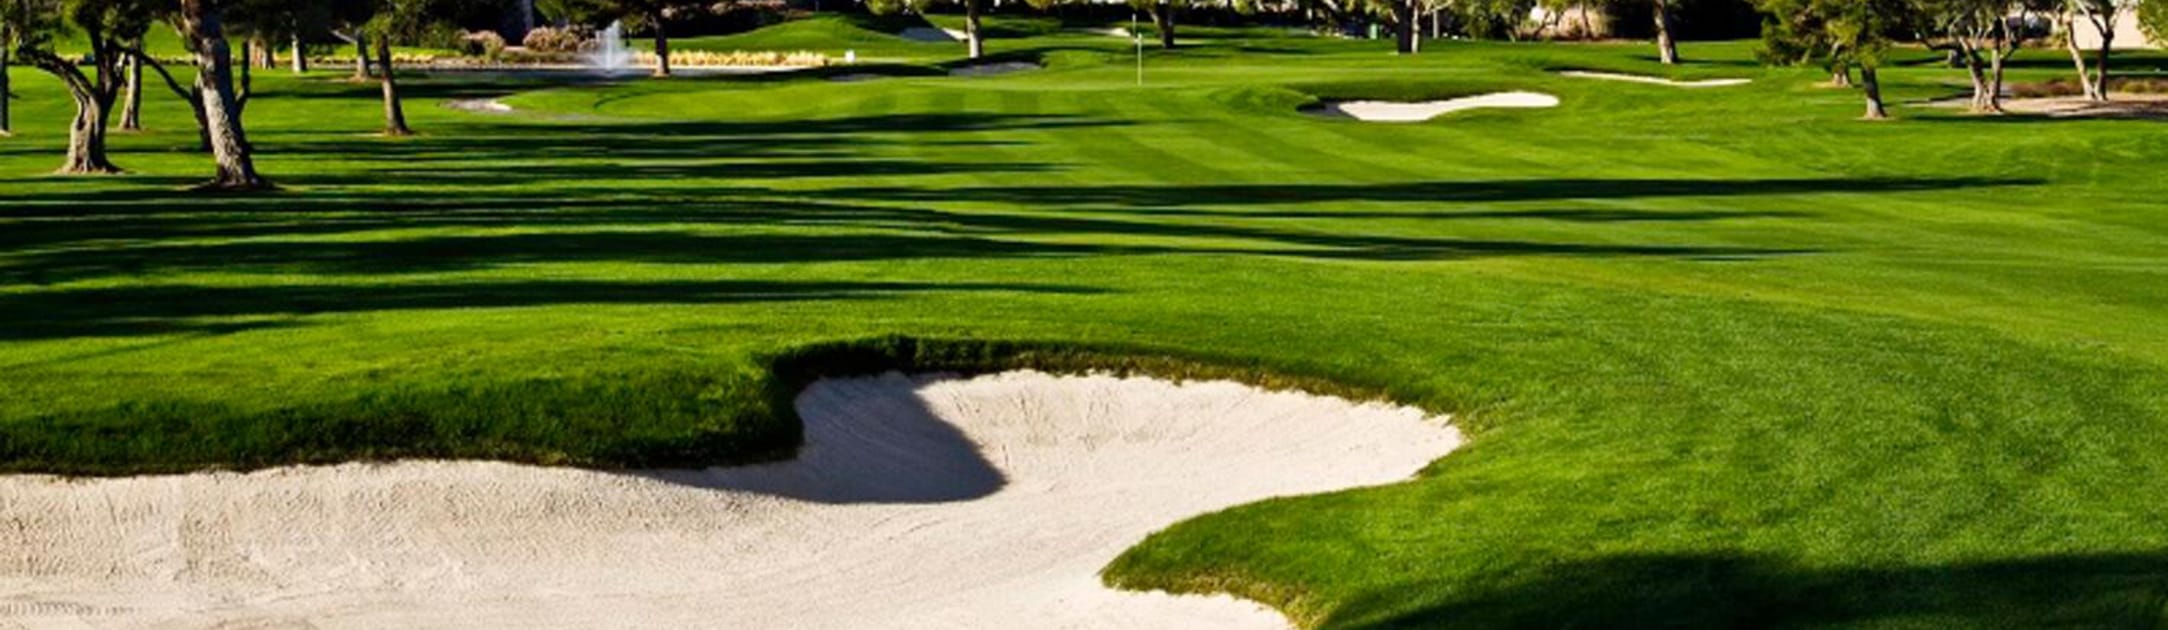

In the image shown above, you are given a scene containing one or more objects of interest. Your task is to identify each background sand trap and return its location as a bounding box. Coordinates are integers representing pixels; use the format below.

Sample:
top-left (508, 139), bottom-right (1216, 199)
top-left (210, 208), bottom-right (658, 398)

top-left (1559, 70), bottom-right (1751, 87)
top-left (444, 98), bottom-right (515, 114)
top-left (0, 371), bottom-right (1460, 630)
top-left (1987, 94), bottom-right (2168, 119)
top-left (1312, 92), bottom-right (1560, 122)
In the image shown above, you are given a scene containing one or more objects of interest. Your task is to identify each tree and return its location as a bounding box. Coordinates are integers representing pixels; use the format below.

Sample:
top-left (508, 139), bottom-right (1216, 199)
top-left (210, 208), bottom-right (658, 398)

top-left (2061, 0), bottom-right (2134, 101)
top-left (1918, 0), bottom-right (2027, 112)
top-left (1654, 0), bottom-right (1681, 63)
top-left (331, 0), bottom-right (377, 81)
top-left (170, 0), bottom-right (272, 189)
top-left (864, 0), bottom-right (991, 59)
top-left (1, 2), bottom-right (16, 138)
top-left (363, 0), bottom-right (433, 135)
top-left (118, 38), bottom-right (141, 130)
top-left (539, 0), bottom-right (697, 74)
top-left (1755, 0), bottom-right (1913, 118)
top-left (5, 0), bottom-right (157, 174)
top-left (1140, 0), bottom-right (1183, 49)
top-left (229, 0), bottom-right (335, 75)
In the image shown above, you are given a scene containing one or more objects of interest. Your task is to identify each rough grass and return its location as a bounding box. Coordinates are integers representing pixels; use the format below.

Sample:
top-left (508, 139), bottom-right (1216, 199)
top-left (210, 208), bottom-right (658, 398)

top-left (4, 24), bottom-right (2168, 628)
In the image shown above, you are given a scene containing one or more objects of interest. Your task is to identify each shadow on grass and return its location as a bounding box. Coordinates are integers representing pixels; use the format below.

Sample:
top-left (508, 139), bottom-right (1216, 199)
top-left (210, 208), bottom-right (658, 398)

top-left (1320, 551), bottom-right (2168, 629)
top-left (823, 177), bottom-right (2038, 207)
top-left (0, 203), bottom-right (1807, 285)
top-left (0, 279), bottom-right (1099, 341)
top-left (0, 174), bottom-right (2039, 286)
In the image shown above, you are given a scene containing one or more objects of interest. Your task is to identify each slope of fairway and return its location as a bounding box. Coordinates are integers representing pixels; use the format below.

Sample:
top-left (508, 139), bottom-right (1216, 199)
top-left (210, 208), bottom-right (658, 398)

top-left (2, 31), bottom-right (2167, 629)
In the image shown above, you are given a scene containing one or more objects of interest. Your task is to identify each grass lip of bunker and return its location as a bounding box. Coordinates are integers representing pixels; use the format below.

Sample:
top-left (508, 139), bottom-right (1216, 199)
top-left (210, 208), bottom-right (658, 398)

top-left (1304, 91), bottom-right (1561, 122)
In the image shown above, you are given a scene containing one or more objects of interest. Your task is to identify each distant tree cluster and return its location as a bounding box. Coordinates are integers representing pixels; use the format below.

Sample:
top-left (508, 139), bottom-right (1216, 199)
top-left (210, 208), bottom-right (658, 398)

top-left (1750, 0), bottom-right (2146, 117)
top-left (0, 0), bottom-right (2159, 188)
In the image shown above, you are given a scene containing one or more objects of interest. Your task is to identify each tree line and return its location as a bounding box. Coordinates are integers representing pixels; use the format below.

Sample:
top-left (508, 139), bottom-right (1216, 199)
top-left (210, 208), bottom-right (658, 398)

top-left (0, 0), bottom-right (681, 190)
top-left (3, 0), bottom-right (2164, 191)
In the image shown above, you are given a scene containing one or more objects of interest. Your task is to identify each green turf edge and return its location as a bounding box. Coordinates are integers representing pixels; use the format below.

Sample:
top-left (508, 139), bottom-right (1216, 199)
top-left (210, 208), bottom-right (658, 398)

top-left (0, 335), bottom-right (1430, 476)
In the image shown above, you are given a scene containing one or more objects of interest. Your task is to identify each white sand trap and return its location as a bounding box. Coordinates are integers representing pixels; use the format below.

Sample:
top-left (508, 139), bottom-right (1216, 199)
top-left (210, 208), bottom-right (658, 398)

top-left (1559, 70), bottom-right (1751, 88)
top-left (1993, 94), bottom-right (2168, 119)
top-left (0, 371), bottom-right (1460, 630)
top-left (1313, 91), bottom-right (1560, 122)
top-left (443, 98), bottom-right (515, 114)
top-left (949, 61), bottom-right (1041, 77)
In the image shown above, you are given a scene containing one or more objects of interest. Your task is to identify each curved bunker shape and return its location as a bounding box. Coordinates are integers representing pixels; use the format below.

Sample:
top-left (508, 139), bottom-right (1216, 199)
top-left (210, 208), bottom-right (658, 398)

top-left (0, 371), bottom-right (1461, 629)
top-left (1308, 91), bottom-right (1561, 122)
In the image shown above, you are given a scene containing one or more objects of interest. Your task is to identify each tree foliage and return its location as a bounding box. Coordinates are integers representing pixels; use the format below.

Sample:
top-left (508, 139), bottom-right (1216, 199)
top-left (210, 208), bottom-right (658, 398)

top-left (2146, 0), bottom-right (2167, 41)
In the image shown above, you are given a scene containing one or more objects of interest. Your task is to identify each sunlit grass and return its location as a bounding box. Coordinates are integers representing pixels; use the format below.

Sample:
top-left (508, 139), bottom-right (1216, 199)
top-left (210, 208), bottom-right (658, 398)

top-left (4, 21), bottom-right (2168, 628)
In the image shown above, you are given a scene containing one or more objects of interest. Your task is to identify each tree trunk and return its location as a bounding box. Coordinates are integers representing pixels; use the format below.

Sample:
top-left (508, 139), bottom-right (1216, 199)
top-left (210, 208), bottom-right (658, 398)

top-left (1830, 63), bottom-right (1852, 87)
top-left (2061, 13), bottom-right (2103, 100)
top-left (965, 0), bottom-right (985, 59)
top-left (652, 10), bottom-right (672, 77)
top-left (1861, 66), bottom-right (1888, 120)
top-left (354, 37), bottom-right (371, 81)
top-left (2092, 30), bottom-right (2113, 100)
top-left (1393, 0), bottom-right (1417, 54)
top-left (1152, 0), bottom-right (1177, 50)
top-left (177, 1), bottom-right (272, 191)
top-left (121, 52), bottom-right (144, 131)
top-left (1987, 32), bottom-right (2008, 113)
top-left (292, 32), bottom-right (308, 74)
top-left (1958, 44), bottom-right (1996, 113)
top-left (378, 35), bottom-right (411, 136)
top-left (60, 87), bottom-right (121, 174)
top-left (1, 26), bottom-right (12, 138)
top-left (1653, 0), bottom-right (1679, 64)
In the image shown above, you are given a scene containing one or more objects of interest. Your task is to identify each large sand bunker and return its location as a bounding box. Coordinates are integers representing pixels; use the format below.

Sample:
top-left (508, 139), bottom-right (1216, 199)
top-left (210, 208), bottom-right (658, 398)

top-left (1310, 92), bottom-right (1560, 122)
top-left (0, 371), bottom-right (1460, 629)
top-left (1558, 70), bottom-right (1751, 88)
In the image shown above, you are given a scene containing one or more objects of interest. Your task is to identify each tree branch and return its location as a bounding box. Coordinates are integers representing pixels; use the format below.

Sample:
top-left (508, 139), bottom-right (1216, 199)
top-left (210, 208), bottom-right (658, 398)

top-left (124, 47), bottom-right (204, 106)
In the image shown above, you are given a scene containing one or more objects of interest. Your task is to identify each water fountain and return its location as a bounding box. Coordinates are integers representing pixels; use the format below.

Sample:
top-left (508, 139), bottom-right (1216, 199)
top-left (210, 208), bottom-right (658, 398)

top-left (584, 21), bottom-right (633, 75)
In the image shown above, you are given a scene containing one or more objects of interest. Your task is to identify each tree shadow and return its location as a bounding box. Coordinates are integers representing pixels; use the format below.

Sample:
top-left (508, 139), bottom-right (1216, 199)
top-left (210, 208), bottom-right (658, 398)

top-left (822, 177), bottom-right (2036, 207)
top-left (0, 279), bottom-right (1100, 341)
top-left (1096, 207), bottom-right (1810, 222)
top-left (0, 205), bottom-right (1806, 286)
top-left (1322, 551), bottom-right (2168, 629)
top-left (636, 373), bottom-right (1005, 504)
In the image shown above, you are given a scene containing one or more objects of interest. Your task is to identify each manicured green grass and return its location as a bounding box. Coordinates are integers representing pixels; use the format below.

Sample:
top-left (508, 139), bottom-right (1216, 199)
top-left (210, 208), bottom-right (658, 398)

top-left (4, 21), bottom-right (2167, 627)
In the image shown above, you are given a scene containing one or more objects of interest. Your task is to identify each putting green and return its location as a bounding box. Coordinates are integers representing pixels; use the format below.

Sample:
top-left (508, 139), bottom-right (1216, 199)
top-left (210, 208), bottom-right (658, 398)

top-left (2, 19), bottom-right (2166, 628)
